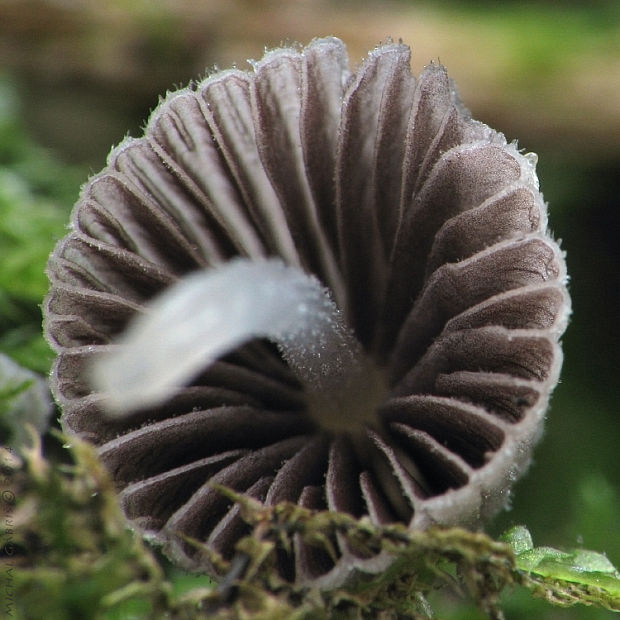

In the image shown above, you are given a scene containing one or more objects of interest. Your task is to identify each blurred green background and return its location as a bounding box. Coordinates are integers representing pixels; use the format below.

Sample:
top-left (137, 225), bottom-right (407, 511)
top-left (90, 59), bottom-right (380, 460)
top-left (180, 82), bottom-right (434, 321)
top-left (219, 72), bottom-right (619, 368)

top-left (1, 1), bottom-right (618, 618)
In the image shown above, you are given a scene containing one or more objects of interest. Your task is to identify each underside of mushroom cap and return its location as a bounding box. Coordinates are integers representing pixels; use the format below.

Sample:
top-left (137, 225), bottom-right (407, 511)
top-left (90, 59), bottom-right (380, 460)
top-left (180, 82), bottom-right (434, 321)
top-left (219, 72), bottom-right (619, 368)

top-left (44, 37), bottom-right (570, 588)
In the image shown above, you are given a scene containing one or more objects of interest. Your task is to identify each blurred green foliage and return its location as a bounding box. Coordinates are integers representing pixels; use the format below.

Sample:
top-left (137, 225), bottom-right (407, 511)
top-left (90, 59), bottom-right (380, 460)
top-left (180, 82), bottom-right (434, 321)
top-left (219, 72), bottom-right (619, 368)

top-left (0, 75), bottom-right (84, 372)
top-left (447, 4), bottom-right (619, 82)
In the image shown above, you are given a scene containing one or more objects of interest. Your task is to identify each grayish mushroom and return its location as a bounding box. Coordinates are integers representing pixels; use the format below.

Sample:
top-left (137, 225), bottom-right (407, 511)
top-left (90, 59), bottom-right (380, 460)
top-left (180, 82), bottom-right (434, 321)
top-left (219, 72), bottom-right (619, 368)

top-left (0, 353), bottom-right (52, 449)
top-left (44, 37), bottom-right (570, 587)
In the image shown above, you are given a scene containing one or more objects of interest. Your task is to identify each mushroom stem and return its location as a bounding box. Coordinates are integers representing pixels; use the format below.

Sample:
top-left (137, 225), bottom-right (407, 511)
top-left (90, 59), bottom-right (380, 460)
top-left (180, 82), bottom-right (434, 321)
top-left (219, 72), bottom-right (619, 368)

top-left (92, 258), bottom-right (386, 430)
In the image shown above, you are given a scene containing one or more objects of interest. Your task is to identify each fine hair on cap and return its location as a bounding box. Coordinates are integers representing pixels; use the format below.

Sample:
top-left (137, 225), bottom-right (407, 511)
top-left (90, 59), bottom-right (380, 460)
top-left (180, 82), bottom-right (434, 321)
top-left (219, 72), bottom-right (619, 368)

top-left (44, 37), bottom-right (570, 588)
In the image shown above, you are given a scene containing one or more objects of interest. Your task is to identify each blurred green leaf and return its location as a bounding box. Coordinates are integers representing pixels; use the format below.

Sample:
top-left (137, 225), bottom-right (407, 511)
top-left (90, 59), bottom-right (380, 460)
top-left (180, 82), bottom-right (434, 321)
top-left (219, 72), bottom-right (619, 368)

top-left (502, 525), bottom-right (620, 611)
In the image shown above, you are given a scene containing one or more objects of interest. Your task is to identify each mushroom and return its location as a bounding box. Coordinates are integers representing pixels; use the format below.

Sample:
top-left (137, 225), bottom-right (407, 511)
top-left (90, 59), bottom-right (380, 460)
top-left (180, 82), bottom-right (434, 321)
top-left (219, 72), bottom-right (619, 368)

top-left (44, 37), bottom-right (570, 587)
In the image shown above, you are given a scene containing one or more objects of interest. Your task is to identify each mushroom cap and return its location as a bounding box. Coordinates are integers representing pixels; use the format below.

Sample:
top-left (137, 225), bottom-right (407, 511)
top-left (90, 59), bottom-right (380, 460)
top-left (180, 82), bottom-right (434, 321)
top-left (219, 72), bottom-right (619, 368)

top-left (44, 37), bottom-right (570, 588)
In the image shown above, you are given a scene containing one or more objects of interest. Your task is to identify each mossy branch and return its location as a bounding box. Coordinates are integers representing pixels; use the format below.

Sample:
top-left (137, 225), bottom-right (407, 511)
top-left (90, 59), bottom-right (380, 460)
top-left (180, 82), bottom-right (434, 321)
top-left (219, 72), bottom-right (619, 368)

top-left (1, 431), bottom-right (618, 619)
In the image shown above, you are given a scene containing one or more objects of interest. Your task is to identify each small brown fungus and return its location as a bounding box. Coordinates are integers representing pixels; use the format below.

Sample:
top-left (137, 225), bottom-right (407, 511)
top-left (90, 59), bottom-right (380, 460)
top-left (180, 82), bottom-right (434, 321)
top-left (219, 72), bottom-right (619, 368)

top-left (44, 37), bottom-right (570, 587)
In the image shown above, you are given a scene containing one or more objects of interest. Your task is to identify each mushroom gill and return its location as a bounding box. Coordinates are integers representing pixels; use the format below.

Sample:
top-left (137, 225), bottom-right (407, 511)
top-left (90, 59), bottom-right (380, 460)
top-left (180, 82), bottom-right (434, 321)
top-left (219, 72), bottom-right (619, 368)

top-left (43, 37), bottom-right (570, 588)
